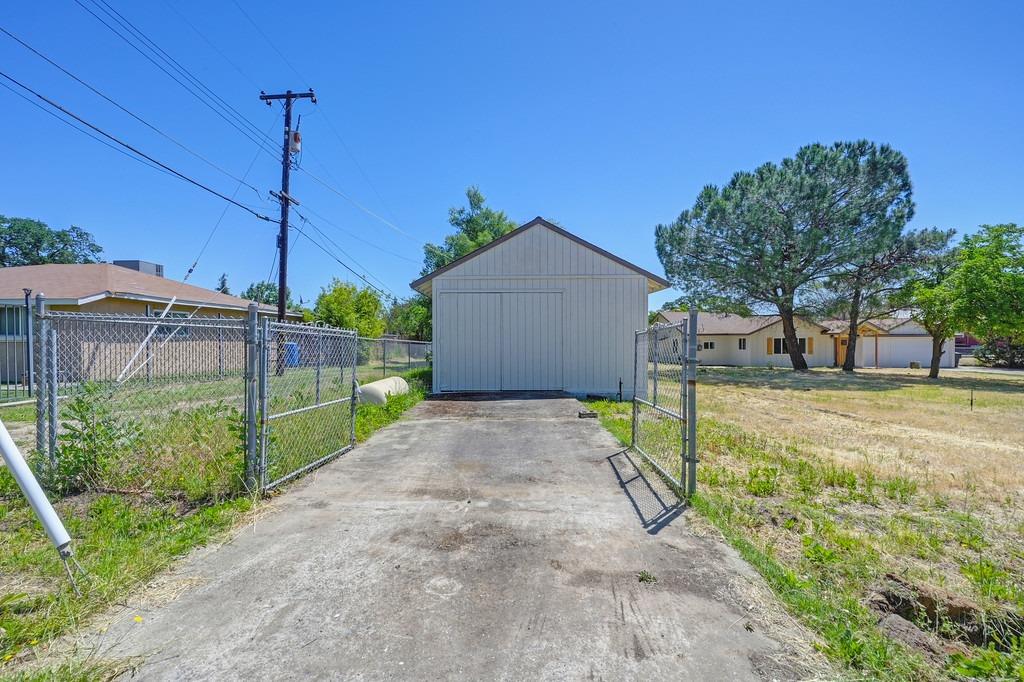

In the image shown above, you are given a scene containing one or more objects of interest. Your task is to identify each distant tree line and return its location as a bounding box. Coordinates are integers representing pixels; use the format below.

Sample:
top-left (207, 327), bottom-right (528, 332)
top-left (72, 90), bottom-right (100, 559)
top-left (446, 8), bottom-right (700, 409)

top-left (655, 141), bottom-right (1024, 377)
top-left (0, 215), bottom-right (102, 266)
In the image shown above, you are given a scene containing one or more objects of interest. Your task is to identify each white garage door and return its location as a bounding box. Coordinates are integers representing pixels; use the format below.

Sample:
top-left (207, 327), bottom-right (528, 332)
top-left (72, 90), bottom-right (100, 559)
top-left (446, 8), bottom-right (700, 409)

top-left (438, 292), bottom-right (562, 391)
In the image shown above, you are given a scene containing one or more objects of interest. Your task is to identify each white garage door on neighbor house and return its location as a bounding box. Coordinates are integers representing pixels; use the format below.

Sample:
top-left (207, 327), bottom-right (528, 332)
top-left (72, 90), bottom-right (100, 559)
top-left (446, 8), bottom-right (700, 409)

top-left (411, 217), bottom-right (669, 395)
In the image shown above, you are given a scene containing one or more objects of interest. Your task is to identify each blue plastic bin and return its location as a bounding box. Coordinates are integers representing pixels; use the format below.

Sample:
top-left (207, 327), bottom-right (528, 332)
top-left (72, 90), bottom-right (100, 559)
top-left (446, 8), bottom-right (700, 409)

top-left (283, 342), bottom-right (300, 367)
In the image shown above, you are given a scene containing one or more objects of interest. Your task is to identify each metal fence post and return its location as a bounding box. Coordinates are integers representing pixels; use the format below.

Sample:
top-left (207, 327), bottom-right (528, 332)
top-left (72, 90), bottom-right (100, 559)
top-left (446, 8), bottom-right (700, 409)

top-left (47, 327), bottom-right (58, 465)
top-left (382, 339), bottom-right (387, 378)
top-left (408, 340), bottom-right (412, 373)
top-left (24, 295), bottom-right (33, 397)
top-left (686, 310), bottom-right (699, 496)
top-left (349, 332), bottom-right (357, 447)
top-left (631, 330), bottom-right (639, 448)
top-left (145, 304), bottom-right (153, 384)
top-left (315, 327), bottom-right (322, 405)
top-left (652, 328), bottom-right (659, 406)
top-left (33, 294), bottom-right (47, 460)
top-left (679, 325), bottom-right (687, 489)
top-left (258, 317), bottom-right (270, 487)
top-left (244, 304), bottom-right (259, 492)
top-left (218, 312), bottom-right (225, 380)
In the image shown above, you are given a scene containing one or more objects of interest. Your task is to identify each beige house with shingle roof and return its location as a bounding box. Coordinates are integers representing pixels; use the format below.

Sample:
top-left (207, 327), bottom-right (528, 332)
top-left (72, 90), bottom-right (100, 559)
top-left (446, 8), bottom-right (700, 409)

top-left (0, 263), bottom-right (294, 318)
top-left (653, 311), bottom-right (954, 369)
top-left (0, 263), bottom-right (299, 385)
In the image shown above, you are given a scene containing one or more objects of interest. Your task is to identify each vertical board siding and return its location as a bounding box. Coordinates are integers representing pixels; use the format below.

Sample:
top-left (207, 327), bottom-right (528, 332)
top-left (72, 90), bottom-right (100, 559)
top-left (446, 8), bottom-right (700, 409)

top-left (432, 224), bottom-right (648, 395)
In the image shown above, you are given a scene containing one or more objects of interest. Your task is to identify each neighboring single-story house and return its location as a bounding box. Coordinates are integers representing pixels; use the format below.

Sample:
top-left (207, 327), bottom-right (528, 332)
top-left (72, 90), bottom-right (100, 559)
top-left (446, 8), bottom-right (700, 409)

top-left (653, 311), bottom-right (832, 368)
top-left (0, 261), bottom-right (292, 319)
top-left (652, 311), bottom-right (955, 369)
top-left (0, 262), bottom-right (297, 385)
top-left (819, 317), bottom-right (955, 369)
top-left (411, 216), bottom-right (669, 395)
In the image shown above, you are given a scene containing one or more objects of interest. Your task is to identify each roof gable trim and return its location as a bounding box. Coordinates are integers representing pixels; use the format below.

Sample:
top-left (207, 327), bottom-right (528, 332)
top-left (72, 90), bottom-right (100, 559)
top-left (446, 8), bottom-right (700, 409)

top-left (410, 217), bottom-right (670, 294)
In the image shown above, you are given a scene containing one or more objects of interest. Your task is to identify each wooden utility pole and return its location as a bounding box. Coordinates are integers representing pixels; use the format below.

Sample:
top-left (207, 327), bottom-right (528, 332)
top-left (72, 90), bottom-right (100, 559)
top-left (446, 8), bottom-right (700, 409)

top-left (259, 88), bottom-right (316, 321)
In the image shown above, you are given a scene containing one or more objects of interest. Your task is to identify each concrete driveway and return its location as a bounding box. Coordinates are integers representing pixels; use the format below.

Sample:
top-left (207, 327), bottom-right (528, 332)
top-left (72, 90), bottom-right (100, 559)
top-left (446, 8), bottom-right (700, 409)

top-left (93, 395), bottom-right (812, 680)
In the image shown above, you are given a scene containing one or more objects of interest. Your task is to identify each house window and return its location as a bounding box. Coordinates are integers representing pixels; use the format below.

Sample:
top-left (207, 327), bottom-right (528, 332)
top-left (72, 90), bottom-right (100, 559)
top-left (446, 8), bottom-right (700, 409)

top-left (738, 338), bottom-right (747, 350)
top-left (702, 341), bottom-right (715, 351)
top-left (773, 337), bottom-right (806, 354)
top-left (155, 312), bottom-right (191, 339)
top-left (0, 307), bottom-right (26, 337)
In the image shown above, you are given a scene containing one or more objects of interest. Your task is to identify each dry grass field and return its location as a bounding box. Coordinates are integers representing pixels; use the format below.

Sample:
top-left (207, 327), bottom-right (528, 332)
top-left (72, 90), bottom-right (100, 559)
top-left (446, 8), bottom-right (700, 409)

top-left (699, 367), bottom-right (1024, 503)
top-left (592, 366), bottom-right (1024, 679)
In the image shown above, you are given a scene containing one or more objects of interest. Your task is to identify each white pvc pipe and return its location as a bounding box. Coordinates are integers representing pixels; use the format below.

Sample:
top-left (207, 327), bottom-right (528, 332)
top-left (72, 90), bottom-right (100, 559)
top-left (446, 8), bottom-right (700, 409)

top-left (115, 295), bottom-right (178, 383)
top-left (0, 417), bottom-right (71, 553)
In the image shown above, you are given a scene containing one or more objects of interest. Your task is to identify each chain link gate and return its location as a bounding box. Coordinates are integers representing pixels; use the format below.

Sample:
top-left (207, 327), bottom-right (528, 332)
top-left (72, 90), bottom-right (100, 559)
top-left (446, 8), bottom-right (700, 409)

top-left (631, 310), bottom-right (698, 495)
top-left (257, 320), bottom-right (357, 490)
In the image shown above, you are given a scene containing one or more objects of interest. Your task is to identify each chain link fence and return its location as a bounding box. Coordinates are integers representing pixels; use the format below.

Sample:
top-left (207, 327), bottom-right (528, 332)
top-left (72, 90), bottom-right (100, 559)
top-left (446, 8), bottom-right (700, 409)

top-left (356, 337), bottom-right (431, 383)
top-left (631, 312), bottom-right (698, 495)
top-left (26, 298), bottom-right (432, 496)
top-left (33, 307), bottom-right (251, 498)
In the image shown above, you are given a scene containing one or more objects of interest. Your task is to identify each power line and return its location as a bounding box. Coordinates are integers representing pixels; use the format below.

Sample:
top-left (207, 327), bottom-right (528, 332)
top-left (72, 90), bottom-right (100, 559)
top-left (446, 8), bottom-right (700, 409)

top-left (294, 210), bottom-right (399, 298)
top-left (159, 0), bottom-right (261, 91)
top-left (223, 1), bottom-right (422, 245)
top-left (0, 68), bottom-right (277, 222)
top-left (297, 203), bottom-right (419, 264)
top-left (0, 24), bottom-right (266, 198)
top-left (185, 109), bottom-right (283, 283)
top-left (229, 0), bottom-right (307, 86)
top-left (73, 0), bottom-right (280, 159)
top-left (309, 113), bottom-right (404, 227)
top-left (90, 0), bottom-right (278, 152)
top-left (290, 217), bottom-right (394, 300)
top-left (0, 79), bottom-right (174, 179)
top-left (298, 166), bottom-right (424, 243)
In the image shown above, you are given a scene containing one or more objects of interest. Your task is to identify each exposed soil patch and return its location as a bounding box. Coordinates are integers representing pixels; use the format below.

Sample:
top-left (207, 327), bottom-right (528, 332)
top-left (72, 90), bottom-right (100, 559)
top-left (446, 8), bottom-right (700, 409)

top-left (868, 573), bottom-right (1023, 652)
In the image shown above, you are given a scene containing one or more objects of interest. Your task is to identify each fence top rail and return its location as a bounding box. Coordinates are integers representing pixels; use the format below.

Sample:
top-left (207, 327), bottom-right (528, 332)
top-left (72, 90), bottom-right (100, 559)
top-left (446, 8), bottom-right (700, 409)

top-left (42, 311), bottom-right (248, 328)
top-left (356, 336), bottom-right (431, 345)
top-left (637, 320), bottom-right (688, 334)
top-left (269, 320), bottom-right (356, 336)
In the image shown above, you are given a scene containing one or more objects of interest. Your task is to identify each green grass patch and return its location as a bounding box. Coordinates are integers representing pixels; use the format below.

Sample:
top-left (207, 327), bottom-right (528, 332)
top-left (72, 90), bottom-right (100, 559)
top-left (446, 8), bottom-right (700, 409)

top-left (588, 395), bottom-right (1024, 680)
top-left (0, 492), bottom-right (251, 668)
top-left (0, 369), bottom-right (433, 677)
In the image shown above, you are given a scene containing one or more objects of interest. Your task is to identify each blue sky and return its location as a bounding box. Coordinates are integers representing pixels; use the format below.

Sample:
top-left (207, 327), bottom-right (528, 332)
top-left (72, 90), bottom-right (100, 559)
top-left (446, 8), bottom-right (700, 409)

top-left (1, 1), bottom-right (1021, 310)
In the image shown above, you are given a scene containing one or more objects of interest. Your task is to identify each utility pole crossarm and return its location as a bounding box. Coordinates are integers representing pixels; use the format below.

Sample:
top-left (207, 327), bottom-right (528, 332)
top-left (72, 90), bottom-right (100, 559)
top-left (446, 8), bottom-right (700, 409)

top-left (259, 88), bottom-right (316, 322)
top-left (259, 89), bottom-right (316, 104)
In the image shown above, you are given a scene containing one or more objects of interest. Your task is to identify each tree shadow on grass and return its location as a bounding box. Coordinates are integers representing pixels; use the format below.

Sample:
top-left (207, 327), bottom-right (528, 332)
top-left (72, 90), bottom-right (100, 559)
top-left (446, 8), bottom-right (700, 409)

top-left (607, 449), bottom-right (684, 535)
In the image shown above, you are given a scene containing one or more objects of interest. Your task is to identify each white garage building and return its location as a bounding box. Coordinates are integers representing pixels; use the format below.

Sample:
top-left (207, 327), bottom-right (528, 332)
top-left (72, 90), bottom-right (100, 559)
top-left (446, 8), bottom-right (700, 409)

top-left (411, 217), bottom-right (669, 395)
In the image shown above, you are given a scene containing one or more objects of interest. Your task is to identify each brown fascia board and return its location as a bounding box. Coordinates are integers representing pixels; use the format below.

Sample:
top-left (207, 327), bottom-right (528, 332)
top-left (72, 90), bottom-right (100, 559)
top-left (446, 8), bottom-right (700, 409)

top-left (409, 217), bottom-right (671, 296)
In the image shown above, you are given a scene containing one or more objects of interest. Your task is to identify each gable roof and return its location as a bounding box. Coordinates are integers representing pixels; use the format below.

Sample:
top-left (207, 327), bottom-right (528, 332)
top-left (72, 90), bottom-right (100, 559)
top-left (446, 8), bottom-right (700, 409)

top-left (821, 316), bottom-right (919, 335)
top-left (410, 217), bottom-right (670, 296)
top-left (657, 311), bottom-right (829, 335)
top-left (0, 263), bottom-right (283, 315)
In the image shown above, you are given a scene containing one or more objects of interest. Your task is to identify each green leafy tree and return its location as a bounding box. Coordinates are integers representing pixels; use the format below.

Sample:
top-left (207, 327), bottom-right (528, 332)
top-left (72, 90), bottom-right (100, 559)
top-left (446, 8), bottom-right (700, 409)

top-left (241, 282), bottom-right (293, 308)
top-left (656, 140), bottom-right (913, 371)
top-left (0, 216), bottom-right (102, 266)
top-left (421, 186), bottom-right (517, 275)
top-left (216, 273), bottom-right (231, 294)
top-left (314, 279), bottom-right (386, 337)
top-left (900, 248), bottom-right (960, 379)
top-left (949, 223), bottom-right (1024, 342)
top-left (659, 296), bottom-right (753, 316)
top-left (822, 228), bottom-right (953, 372)
top-left (387, 296), bottom-right (432, 340)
